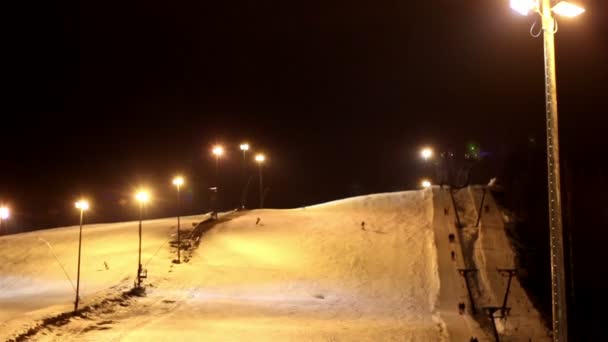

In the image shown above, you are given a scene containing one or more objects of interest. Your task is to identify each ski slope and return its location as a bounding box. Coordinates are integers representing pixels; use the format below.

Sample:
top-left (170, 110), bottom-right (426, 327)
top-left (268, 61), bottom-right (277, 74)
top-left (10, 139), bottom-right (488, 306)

top-left (0, 188), bottom-right (549, 341)
top-left (0, 215), bottom-right (208, 337)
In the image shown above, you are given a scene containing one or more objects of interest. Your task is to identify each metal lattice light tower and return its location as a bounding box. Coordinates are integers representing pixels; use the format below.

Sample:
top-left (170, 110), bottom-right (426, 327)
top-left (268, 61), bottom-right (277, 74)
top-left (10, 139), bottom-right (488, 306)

top-left (510, 1), bottom-right (586, 341)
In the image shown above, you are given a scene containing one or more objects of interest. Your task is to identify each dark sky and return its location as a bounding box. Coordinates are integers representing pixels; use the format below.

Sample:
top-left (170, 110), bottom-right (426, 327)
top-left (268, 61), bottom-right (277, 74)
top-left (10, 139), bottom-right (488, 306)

top-left (2, 0), bottom-right (607, 335)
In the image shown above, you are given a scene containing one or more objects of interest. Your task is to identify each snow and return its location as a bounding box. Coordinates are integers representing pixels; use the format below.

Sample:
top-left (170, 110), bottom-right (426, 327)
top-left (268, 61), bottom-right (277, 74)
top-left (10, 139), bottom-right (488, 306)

top-left (468, 186), bottom-right (550, 341)
top-left (0, 215), bottom-right (208, 337)
top-left (0, 188), bottom-right (550, 341)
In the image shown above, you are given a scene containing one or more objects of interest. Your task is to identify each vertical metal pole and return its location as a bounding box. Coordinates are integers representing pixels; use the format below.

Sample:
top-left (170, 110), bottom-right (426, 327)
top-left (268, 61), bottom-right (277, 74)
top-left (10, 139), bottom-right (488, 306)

top-left (137, 203), bottom-right (143, 288)
top-left (502, 273), bottom-right (514, 312)
top-left (74, 209), bottom-right (83, 312)
top-left (541, 1), bottom-right (568, 340)
top-left (215, 155), bottom-right (220, 189)
top-left (176, 185), bottom-right (181, 263)
top-left (241, 150), bottom-right (246, 208)
top-left (475, 187), bottom-right (487, 227)
top-left (449, 188), bottom-right (463, 228)
top-left (459, 269), bottom-right (477, 315)
top-left (258, 163), bottom-right (264, 209)
top-left (488, 310), bottom-right (500, 342)
top-left (215, 156), bottom-right (220, 213)
top-left (463, 274), bottom-right (477, 315)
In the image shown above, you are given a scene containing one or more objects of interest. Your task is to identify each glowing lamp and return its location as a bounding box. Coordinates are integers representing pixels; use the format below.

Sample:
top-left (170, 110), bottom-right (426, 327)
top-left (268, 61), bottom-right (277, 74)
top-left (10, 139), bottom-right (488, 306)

top-left (552, 1), bottom-right (585, 17)
top-left (172, 176), bottom-right (184, 187)
top-left (75, 200), bottom-right (89, 211)
top-left (0, 207), bottom-right (9, 220)
top-left (420, 147), bottom-right (434, 160)
top-left (212, 146), bottom-right (224, 156)
top-left (510, 0), bottom-right (537, 16)
top-left (135, 190), bottom-right (150, 203)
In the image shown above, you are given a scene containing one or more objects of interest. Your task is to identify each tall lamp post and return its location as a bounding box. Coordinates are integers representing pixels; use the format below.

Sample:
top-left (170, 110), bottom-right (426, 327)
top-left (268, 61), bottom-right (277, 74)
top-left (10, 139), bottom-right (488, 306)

top-left (420, 147), bottom-right (442, 186)
top-left (74, 199), bottom-right (89, 312)
top-left (135, 190), bottom-right (150, 288)
top-left (0, 206), bottom-right (9, 234)
top-left (239, 143), bottom-right (250, 209)
top-left (212, 145), bottom-right (224, 182)
top-left (255, 153), bottom-right (265, 209)
top-left (510, 1), bottom-right (585, 341)
top-left (240, 143), bottom-right (250, 164)
top-left (212, 145), bottom-right (224, 214)
top-left (172, 176), bottom-right (184, 263)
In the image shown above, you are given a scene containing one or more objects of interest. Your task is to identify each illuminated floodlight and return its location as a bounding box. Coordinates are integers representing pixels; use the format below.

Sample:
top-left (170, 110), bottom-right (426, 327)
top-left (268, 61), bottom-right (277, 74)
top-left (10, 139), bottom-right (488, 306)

top-left (172, 176), bottom-right (184, 187)
top-left (75, 200), bottom-right (89, 211)
top-left (135, 190), bottom-right (150, 203)
top-left (0, 207), bottom-right (9, 220)
top-left (420, 147), bottom-right (434, 161)
top-left (212, 145), bottom-right (224, 156)
top-left (510, 0), bottom-right (537, 16)
top-left (552, 1), bottom-right (585, 17)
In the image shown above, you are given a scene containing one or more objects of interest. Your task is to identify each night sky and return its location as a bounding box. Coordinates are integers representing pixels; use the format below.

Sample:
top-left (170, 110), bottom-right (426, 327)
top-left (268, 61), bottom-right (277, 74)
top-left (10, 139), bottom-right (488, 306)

top-left (2, 0), bottom-right (607, 337)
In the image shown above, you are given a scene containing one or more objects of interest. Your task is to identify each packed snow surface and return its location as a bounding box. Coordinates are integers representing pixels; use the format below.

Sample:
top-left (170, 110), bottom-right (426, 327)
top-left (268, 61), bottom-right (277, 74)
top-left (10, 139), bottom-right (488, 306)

top-left (0, 188), bottom-right (549, 341)
top-left (1, 191), bottom-right (449, 341)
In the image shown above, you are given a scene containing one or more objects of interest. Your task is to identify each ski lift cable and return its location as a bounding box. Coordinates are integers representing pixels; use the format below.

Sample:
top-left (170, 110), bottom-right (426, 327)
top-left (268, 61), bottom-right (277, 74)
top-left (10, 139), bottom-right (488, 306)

top-left (37, 236), bottom-right (77, 294)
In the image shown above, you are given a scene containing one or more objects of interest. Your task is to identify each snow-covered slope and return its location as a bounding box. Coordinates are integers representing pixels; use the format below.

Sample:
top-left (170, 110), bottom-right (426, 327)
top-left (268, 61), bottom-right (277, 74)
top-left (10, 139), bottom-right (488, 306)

top-left (0, 215), bottom-right (208, 337)
top-left (0, 188), bottom-right (549, 341)
top-left (72, 190), bottom-right (446, 341)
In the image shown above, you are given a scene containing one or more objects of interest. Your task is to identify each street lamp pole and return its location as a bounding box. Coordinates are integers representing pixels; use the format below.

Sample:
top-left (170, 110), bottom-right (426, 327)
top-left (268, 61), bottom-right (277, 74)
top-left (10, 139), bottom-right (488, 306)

top-left (240, 143), bottom-right (250, 209)
top-left (176, 184), bottom-right (181, 262)
top-left (0, 206), bottom-right (9, 235)
top-left (540, 1), bottom-right (567, 340)
top-left (74, 200), bottom-right (89, 312)
top-left (258, 162), bottom-right (263, 209)
top-left (510, 1), bottom-right (585, 340)
top-left (172, 176), bottom-right (184, 263)
top-left (138, 200), bottom-right (143, 288)
top-left (255, 154), bottom-right (265, 209)
top-left (212, 145), bottom-right (224, 214)
top-left (135, 190), bottom-right (149, 289)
